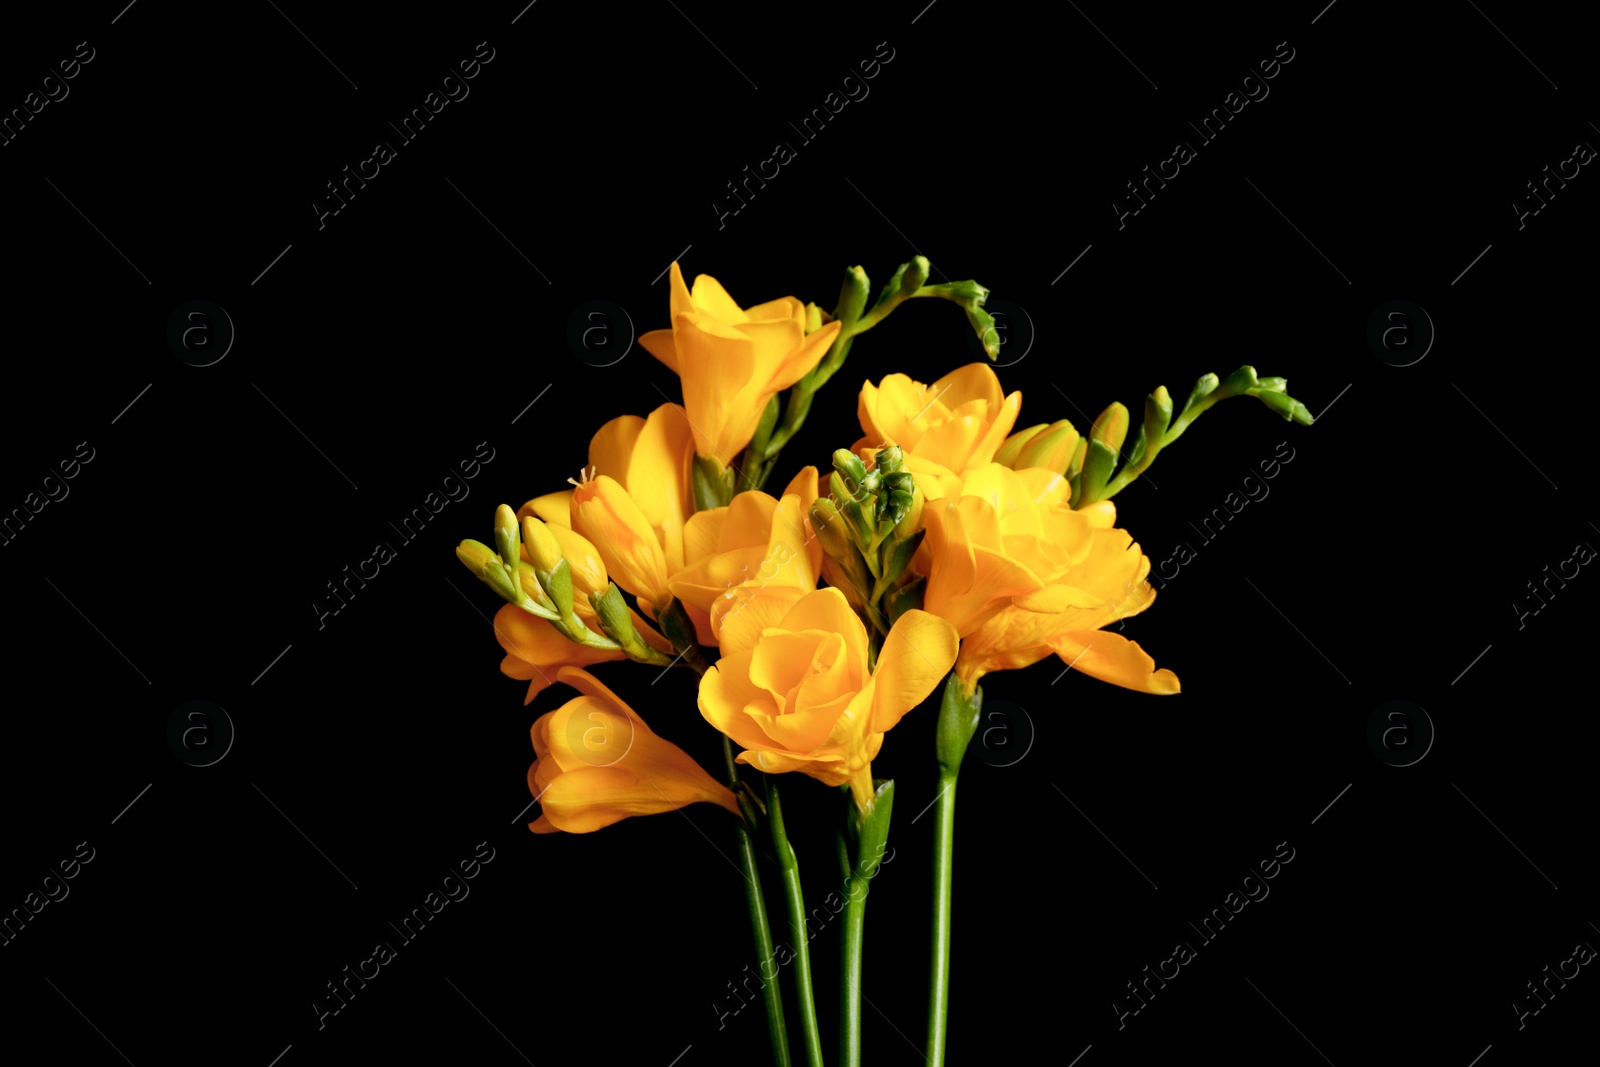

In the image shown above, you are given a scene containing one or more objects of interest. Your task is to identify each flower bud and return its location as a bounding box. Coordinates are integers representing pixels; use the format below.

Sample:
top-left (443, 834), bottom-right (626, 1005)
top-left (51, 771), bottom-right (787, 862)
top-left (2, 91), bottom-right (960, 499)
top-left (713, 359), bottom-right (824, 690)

top-left (1076, 439), bottom-right (1120, 508)
top-left (993, 424), bottom-right (1046, 468)
top-left (879, 471), bottom-right (915, 527)
top-left (1218, 365), bottom-right (1259, 397)
top-left (1254, 388), bottom-right (1313, 424)
top-left (893, 483), bottom-right (924, 542)
top-left (1018, 420), bottom-right (1080, 474)
top-left (810, 497), bottom-right (853, 562)
top-left (494, 504), bottom-right (521, 577)
top-left (836, 265), bottom-right (871, 327)
top-left (522, 515), bottom-right (564, 573)
top-left (832, 450), bottom-right (870, 496)
top-left (898, 256), bottom-right (931, 295)
top-left (1181, 373), bottom-right (1219, 416)
top-left (1090, 402), bottom-right (1130, 456)
top-left (456, 539), bottom-right (518, 603)
top-left (804, 302), bottom-right (826, 334)
top-left (1143, 386), bottom-right (1172, 445)
top-left (590, 582), bottom-right (650, 657)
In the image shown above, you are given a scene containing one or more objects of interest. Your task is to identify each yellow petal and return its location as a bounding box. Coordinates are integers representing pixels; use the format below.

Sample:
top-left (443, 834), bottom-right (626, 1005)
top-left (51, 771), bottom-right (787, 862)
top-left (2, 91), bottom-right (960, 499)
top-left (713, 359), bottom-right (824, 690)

top-left (689, 272), bottom-right (749, 323)
top-left (711, 583), bottom-right (807, 656)
top-left (639, 328), bottom-right (679, 373)
top-left (778, 588), bottom-right (870, 670)
top-left (522, 489), bottom-right (574, 527)
top-left (588, 415), bottom-right (644, 485)
top-left (494, 603), bottom-right (621, 704)
top-left (861, 609), bottom-right (959, 734)
top-left (682, 508), bottom-right (727, 568)
top-left (1047, 630), bottom-right (1180, 695)
top-left (627, 403), bottom-right (695, 574)
top-left (698, 649), bottom-right (782, 753)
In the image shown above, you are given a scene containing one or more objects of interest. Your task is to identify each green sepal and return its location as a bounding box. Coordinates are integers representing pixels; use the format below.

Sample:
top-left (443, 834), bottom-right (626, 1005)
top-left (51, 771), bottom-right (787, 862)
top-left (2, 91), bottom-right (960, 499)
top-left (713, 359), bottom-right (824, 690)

top-left (934, 673), bottom-right (982, 775)
top-left (692, 454), bottom-right (736, 511)
top-left (540, 558), bottom-right (575, 619)
top-left (1077, 438), bottom-right (1120, 506)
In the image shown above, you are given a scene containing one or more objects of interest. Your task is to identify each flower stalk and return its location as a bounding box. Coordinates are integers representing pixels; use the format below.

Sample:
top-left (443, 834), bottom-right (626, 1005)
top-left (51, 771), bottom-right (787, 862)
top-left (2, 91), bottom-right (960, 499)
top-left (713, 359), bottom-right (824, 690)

top-left (744, 257), bottom-right (1000, 491)
top-left (841, 779), bottom-right (895, 1067)
top-left (668, 598), bottom-right (789, 1067)
top-left (927, 673), bottom-right (981, 1066)
top-left (768, 781), bottom-right (824, 1067)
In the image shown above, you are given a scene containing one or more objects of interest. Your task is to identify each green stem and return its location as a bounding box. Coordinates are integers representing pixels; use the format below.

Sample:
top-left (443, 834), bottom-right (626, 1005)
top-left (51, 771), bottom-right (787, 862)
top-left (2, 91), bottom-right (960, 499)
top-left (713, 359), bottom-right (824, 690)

top-left (726, 737), bottom-right (791, 1067)
top-left (840, 780), bottom-right (895, 1067)
top-left (926, 770), bottom-right (959, 1066)
top-left (672, 615), bottom-right (786, 1065)
top-left (840, 869), bottom-right (868, 1067)
top-left (927, 676), bottom-right (980, 1066)
top-left (768, 782), bottom-right (824, 1067)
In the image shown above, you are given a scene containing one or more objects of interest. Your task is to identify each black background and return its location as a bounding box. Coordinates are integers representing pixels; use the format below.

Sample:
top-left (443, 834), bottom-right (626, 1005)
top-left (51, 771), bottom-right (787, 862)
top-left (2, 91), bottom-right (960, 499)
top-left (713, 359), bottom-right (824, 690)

top-left (2, 2), bottom-right (1595, 1065)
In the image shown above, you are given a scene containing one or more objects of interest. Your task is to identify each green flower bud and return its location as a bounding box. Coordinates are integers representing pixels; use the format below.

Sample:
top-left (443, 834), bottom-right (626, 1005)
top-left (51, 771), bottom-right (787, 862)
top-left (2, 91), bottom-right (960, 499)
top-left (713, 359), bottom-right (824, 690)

top-left (833, 449), bottom-right (870, 496)
top-left (879, 471), bottom-right (915, 527)
top-left (836, 265), bottom-right (871, 327)
top-left (1076, 439), bottom-right (1120, 507)
top-left (874, 445), bottom-right (904, 476)
top-left (809, 498), bottom-right (852, 559)
top-left (494, 504), bottom-right (520, 578)
top-left (456, 539), bottom-right (517, 603)
top-left (1143, 386), bottom-right (1173, 444)
top-left (899, 256), bottom-right (931, 295)
top-left (1254, 388), bottom-right (1313, 424)
top-left (1181, 373), bottom-right (1219, 416)
top-left (589, 582), bottom-right (647, 654)
top-left (1218, 366), bottom-right (1259, 397)
top-left (893, 483), bottom-right (924, 541)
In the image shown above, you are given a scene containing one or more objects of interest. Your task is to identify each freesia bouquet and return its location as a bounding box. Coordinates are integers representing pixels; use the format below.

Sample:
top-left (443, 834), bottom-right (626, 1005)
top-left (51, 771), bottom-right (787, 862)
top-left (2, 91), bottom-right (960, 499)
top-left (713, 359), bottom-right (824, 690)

top-left (455, 257), bottom-right (1310, 1065)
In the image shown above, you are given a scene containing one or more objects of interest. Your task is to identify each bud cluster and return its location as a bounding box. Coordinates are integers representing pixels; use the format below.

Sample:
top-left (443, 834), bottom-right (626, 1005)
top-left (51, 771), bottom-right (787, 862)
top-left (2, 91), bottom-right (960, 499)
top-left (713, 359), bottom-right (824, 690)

top-left (809, 445), bottom-right (927, 641)
top-left (1075, 365), bottom-right (1313, 508)
top-left (455, 504), bottom-right (671, 666)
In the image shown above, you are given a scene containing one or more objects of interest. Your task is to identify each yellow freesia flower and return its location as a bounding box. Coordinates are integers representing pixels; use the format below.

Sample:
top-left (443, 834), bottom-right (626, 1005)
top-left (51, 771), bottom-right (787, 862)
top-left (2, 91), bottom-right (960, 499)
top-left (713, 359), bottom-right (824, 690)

top-left (698, 587), bottom-right (958, 810)
top-left (641, 262), bottom-right (842, 464)
top-left (531, 403), bottom-right (694, 618)
top-left (528, 667), bottom-right (741, 833)
top-left (572, 473), bottom-right (673, 611)
top-left (854, 362), bottom-right (1022, 497)
top-left (918, 463), bottom-right (1178, 696)
top-left (669, 466), bottom-right (822, 650)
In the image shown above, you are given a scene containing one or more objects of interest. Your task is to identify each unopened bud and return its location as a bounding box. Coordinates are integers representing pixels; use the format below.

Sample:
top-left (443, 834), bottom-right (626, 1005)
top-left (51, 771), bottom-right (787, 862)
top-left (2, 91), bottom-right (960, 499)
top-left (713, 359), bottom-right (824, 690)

top-left (456, 539), bottom-right (517, 603)
top-left (1090, 402), bottom-right (1130, 456)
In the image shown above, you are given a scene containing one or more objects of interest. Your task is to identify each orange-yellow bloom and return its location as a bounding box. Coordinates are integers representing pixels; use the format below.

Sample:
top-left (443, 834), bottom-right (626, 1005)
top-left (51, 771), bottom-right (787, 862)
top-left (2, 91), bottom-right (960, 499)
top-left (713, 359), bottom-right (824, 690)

top-left (917, 463), bottom-right (1178, 696)
top-left (669, 467), bottom-right (822, 650)
top-left (528, 667), bottom-right (740, 833)
top-left (572, 473), bottom-right (673, 609)
top-left (698, 587), bottom-right (958, 810)
top-left (855, 362), bottom-right (1021, 497)
top-left (641, 263), bottom-right (841, 463)
top-left (526, 403), bottom-right (696, 619)
top-left (495, 602), bottom-right (625, 703)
